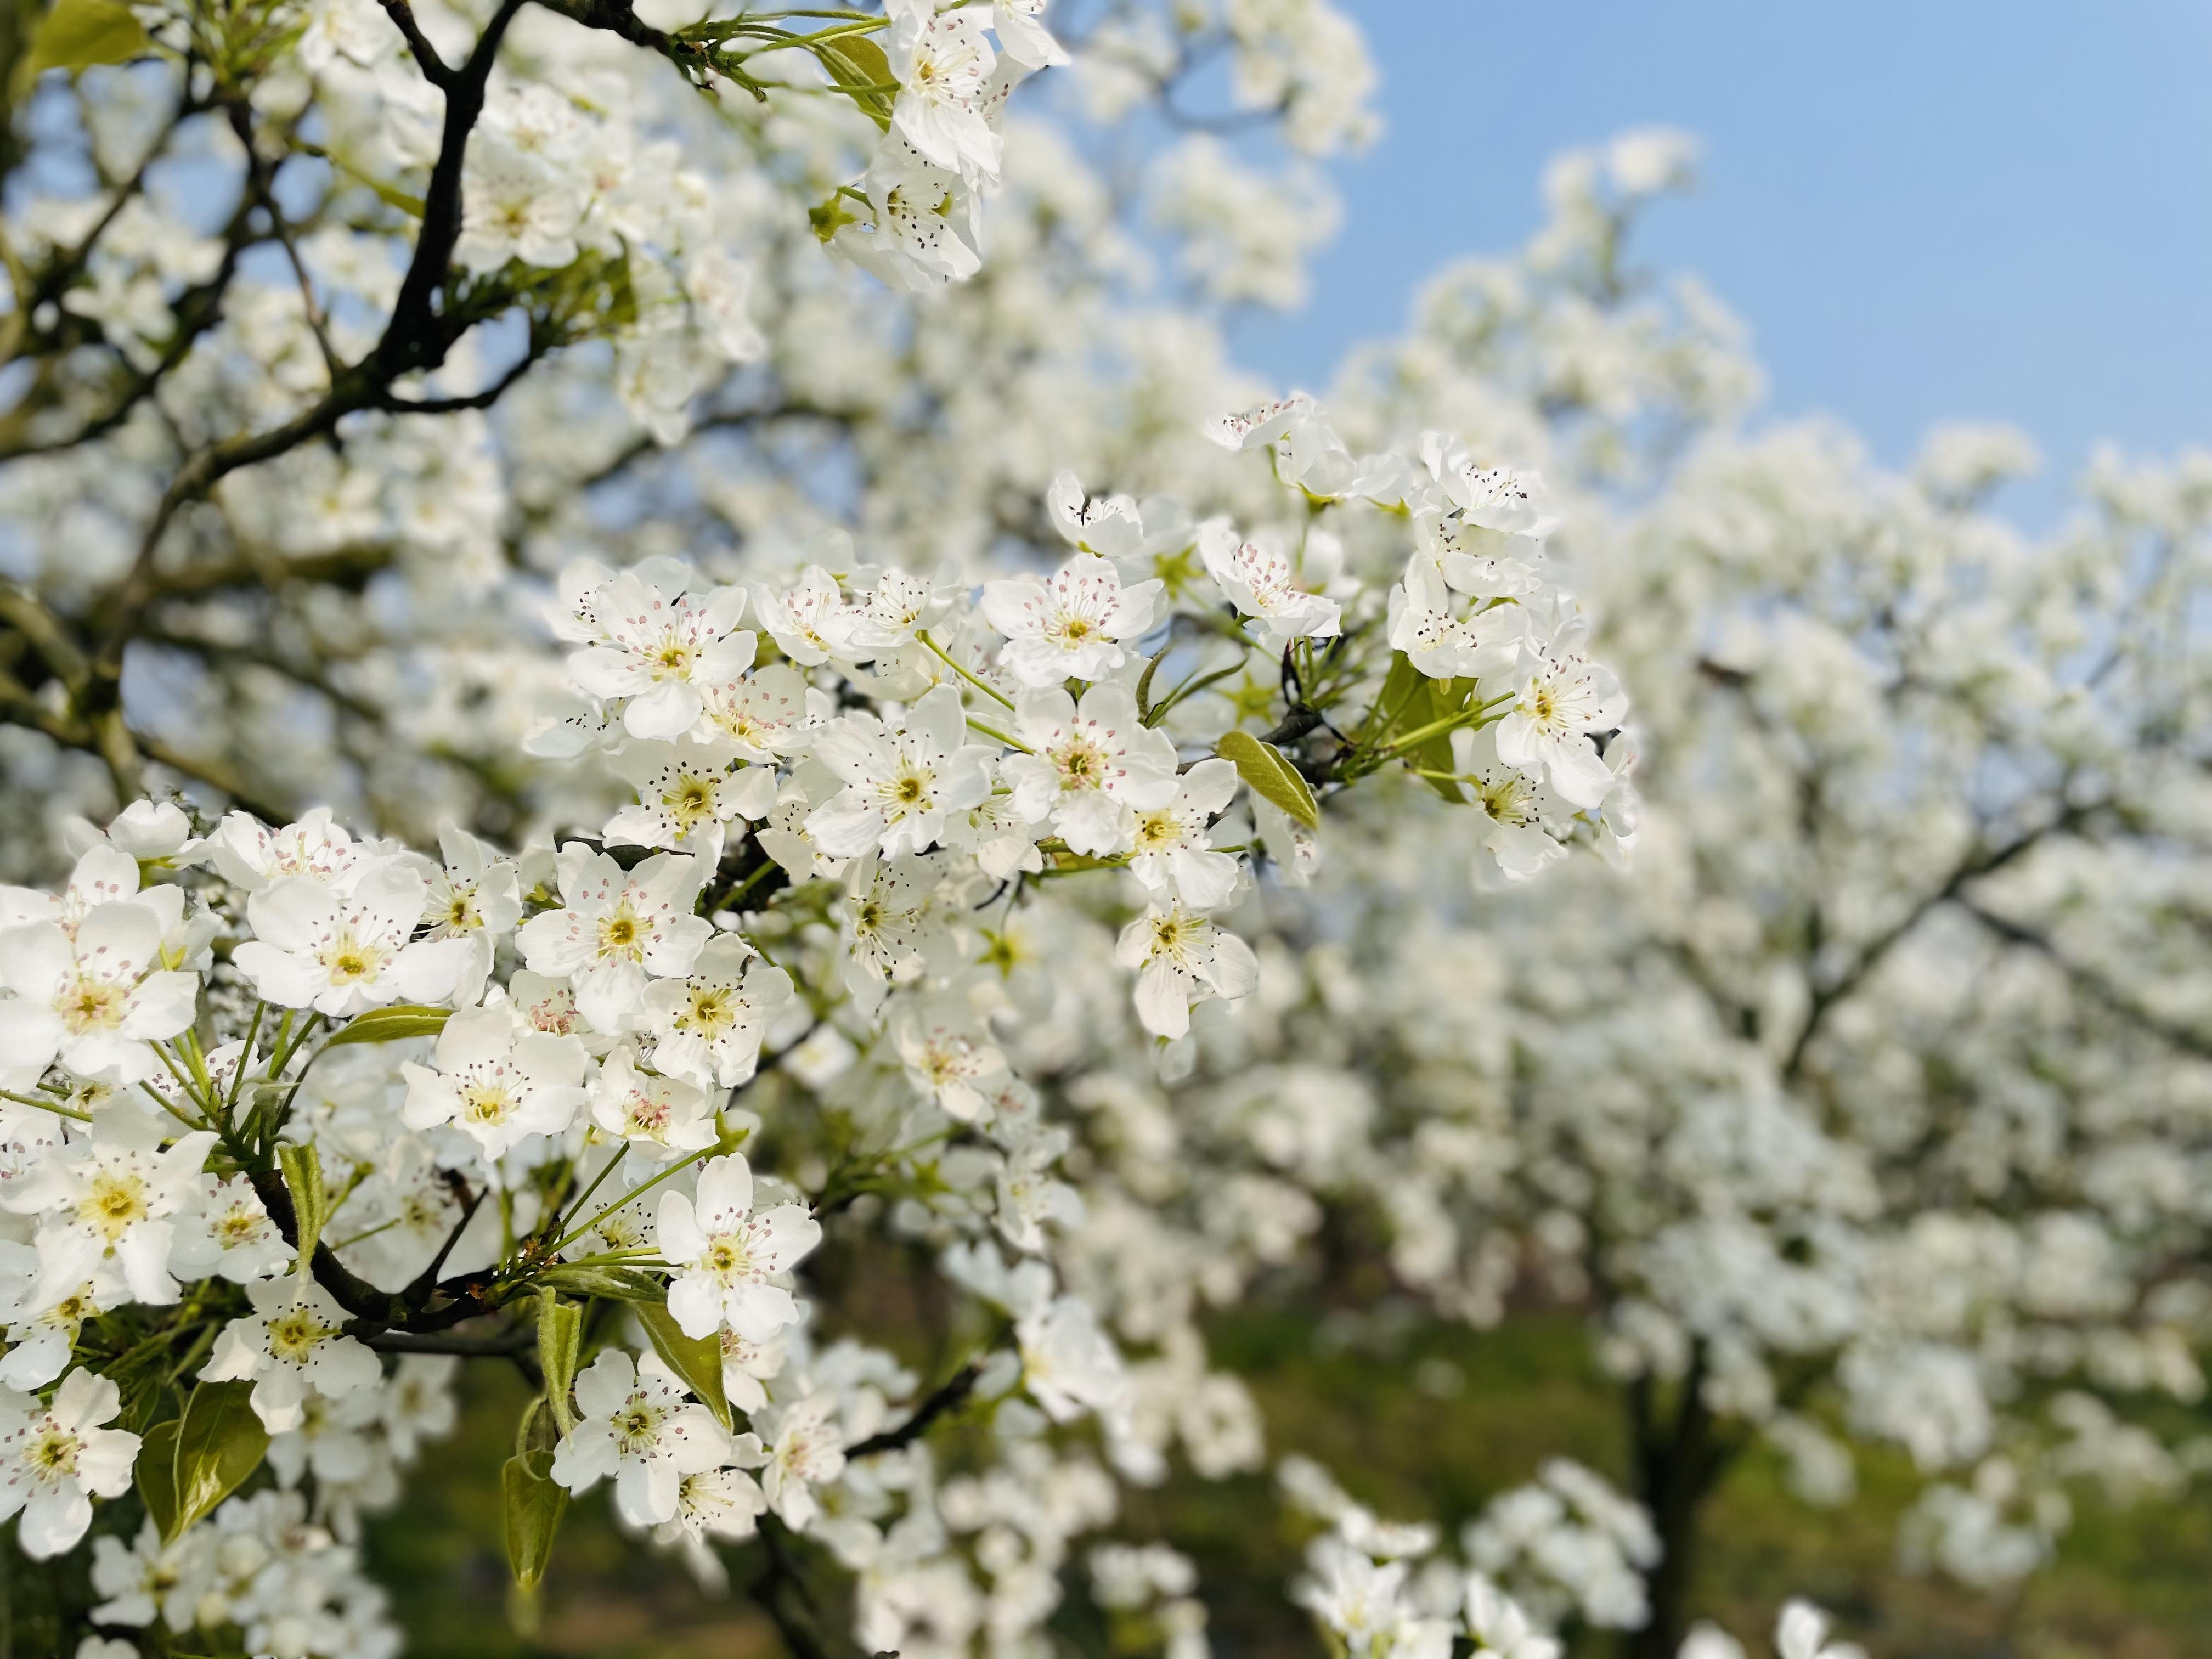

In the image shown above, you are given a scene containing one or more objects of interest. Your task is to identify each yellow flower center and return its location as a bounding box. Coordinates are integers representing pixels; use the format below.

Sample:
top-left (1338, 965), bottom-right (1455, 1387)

top-left (79, 1172), bottom-right (149, 1241)
top-left (268, 1306), bottom-right (329, 1364)
top-left (462, 1084), bottom-right (515, 1125)
top-left (598, 909), bottom-right (643, 959)
top-left (31, 1429), bottom-right (78, 1477)
top-left (60, 978), bottom-right (126, 1032)
top-left (664, 778), bottom-right (717, 831)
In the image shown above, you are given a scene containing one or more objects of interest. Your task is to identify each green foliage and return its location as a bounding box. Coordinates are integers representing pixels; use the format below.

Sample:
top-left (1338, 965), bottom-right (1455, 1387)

top-left (24, 0), bottom-right (144, 77)
top-left (167, 1379), bottom-right (271, 1542)
top-left (325, 1004), bottom-right (454, 1047)
top-left (809, 32), bottom-right (895, 129)
top-left (134, 1417), bottom-right (182, 1541)
top-left (636, 1299), bottom-right (732, 1431)
top-left (501, 1449), bottom-right (569, 1591)
top-left (276, 1140), bottom-right (328, 1267)
top-left (537, 1263), bottom-right (667, 1302)
top-left (1366, 653), bottom-right (1467, 801)
top-left (1217, 729), bottom-right (1318, 828)
top-left (538, 1292), bottom-right (585, 1434)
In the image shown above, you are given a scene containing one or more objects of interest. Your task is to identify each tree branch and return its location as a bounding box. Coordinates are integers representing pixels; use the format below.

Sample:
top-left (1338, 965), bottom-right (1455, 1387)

top-left (844, 1357), bottom-right (983, 1457)
top-left (1781, 809), bottom-right (2081, 1082)
top-left (375, 0), bottom-right (456, 87)
top-left (1957, 898), bottom-right (2212, 1062)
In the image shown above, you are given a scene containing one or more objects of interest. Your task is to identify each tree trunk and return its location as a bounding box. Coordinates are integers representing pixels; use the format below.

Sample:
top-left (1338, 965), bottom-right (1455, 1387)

top-left (1622, 1351), bottom-right (1736, 1659)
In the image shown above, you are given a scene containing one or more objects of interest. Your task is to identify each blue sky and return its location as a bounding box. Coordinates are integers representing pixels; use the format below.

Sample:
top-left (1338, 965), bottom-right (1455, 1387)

top-left (1234, 1), bottom-right (2210, 518)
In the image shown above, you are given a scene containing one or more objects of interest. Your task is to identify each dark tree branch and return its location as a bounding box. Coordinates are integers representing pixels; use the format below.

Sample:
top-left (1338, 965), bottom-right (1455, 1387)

top-left (1958, 898), bottom-right (2212, 1062)
top-left (1780, 808), bottom-right (2082, 1082)
top-left (375, 0), bottom-right (456, 87)
top-left (752, 1514), bottom-right (834, 1659)
top-left (405, 1189), bottom-right (488, 1307)
top-left (365, 1325), bottom-right (533, 1356)
top-left (845, 1357), bottom-right (984, 1457)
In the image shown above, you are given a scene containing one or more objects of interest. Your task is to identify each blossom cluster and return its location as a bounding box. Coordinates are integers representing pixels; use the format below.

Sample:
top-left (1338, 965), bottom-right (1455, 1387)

top-left (0, 402), bottom-right (1640, 1651)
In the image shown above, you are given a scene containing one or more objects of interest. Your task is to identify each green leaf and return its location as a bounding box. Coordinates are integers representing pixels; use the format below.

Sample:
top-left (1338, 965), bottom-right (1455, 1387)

top-left (135, 1418), bottom-right (180, 1542)
top-left (536, 1264), bottom-right (665, 1302)
top-left (26, 0), bottom-right (146, 76)
top-left (1412, 677), bottom-right (1472, 803)
top-left (1371, 653), bottom-right (1463, 802)
top-left (811, 32), bottom-right (895, 129)
top-left (501, 1449), bottom-right (568, 1589)
top-left (636, 1300), bottom-right (731, 1430)
top-left (169, 1380), bottom-right (268, 1542)
top-left (538, 1293), bottom-right (584, 1435)
top-left (275, 1141), bottom-right (328, 1269)
top-left (1217, 729), bottom-right (1319, 830)
top-left (324, 1004), bottom-right (451, 1047)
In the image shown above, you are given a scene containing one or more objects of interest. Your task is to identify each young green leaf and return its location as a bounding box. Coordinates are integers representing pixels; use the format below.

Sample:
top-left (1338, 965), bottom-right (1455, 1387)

top-left (537, 1263), bottom-right (665, 1302)
top-left (1217, 729), bottom-right (1319, 829)
top-left (635, 1300), bottom-right (731, 1430)
top-left (275, 1141), bottom-right (328, 1270)
top-left (811, 33), bottom-right (896, 129)
top-left (324, 1004), bottom-right (452, 1047)
top-left (26, 0), bottom-right (146, 77)
top-left (169, 1380), bottom-right (269, 1541)
top-left (1411, 676), bottom-right (1471, 803)
top-left (134, 1418), bottom-right (180, 1542)
top-left (538, 1292), bottom-right (584, 1434)
top-left (501, 1449), bottom-right (568, 1589)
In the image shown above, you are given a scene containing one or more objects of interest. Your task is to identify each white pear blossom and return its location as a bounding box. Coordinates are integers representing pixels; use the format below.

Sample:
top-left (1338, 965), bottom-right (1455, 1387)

top-left (753, 567), bottom-right (852, 668)
top-left (0, 901), bottom-right (197, 1086)
top-left (591, 1045), bottom-right (718, 1160)
top-left (757, 1393), bottom-right (847, 1530)
top-left (658, 1154), bottom-right (823, 1341)
top-left (551, 1349), bottom-right (729, 1527)
top-left (0, 1368), bottom-right (138, 1558)
top-left (171, 1175), bottom-right (292, 1284)
top-left (641, 935), bottom-right (794, 1091)
top-left (515, 847), bottom-right (711, 1032)
top-left (204, 1279), bottom-right (382, 1432)
top-left (807, 685), bottom-right (998, 858)
top-left (1199, 521), bottom-right (1342, 647)
top-left (1002, 684), bottom-right (1180, 856)
top-left (605, 738), bottom-right (780, 856)
top-left (1046, 471), bottom-right (1146, 562)
top-left (205, 808), bottom-right (365, 894)
top-left (234, 862), bottom-right (467, 1016)
top-left (562, 566), bottom-right (757, 741)
top-left (1114, 902), bottom-right (1260, 1040)
top-left (697, 664), bottom-right (823, 761)
top-left (1127, 757), bottom-right (1244, 909)
top-left (892, 1001), bottom-right (1008, 1120)
top-left (1387, 556), bottom-right (1525, 681)
top-left (401, 1001), bottom-right (589, 1159)
top-left (8, 1128), bottom-right (217, 1311)
top-left (982, 554), bottom-right (1164, 687)
top-left (889, 5), bottom-right (1001, 183)
top-left (1492, 639), bottom-right (1627, 810)
top-left (453, 134), bottom-right (585, 273)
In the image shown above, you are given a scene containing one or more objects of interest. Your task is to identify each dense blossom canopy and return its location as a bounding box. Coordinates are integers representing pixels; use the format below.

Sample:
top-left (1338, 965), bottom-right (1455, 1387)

top-left (0, 1), bottom-right (2204, 1657)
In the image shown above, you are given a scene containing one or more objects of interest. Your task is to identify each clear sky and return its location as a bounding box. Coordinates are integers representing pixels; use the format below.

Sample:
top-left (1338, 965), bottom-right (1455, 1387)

top-left (1234, 1), bottom-right (2210, 518)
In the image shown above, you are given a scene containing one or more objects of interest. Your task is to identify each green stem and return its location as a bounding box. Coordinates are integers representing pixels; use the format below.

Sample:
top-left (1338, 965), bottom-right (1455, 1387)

top-left (550, 1144), bottom-right (718, 1255)
top-left (0, 1088), bottom-right (89, 1122)
top-left (708, 860), bottom-right (781, 915)
top-left (967, 718), bottom-right (1031, 753)
top-left (548, 1145), bottom-right (627, 1243)
top-left (918, 630), bottom-right (1015, 710)
top-left (225, 1000), bottom-right (265, 1108)
top-left (1144, 660), bottom-right (1245, 727)
top-left (1372, 692), bottom-right (1515, 761)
